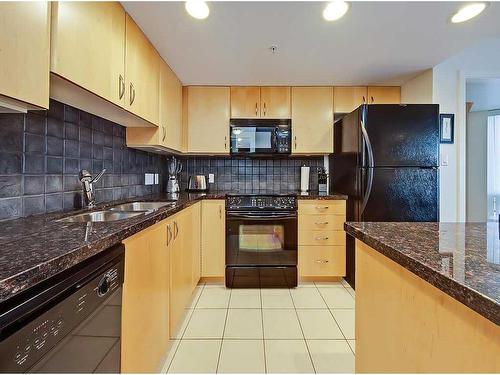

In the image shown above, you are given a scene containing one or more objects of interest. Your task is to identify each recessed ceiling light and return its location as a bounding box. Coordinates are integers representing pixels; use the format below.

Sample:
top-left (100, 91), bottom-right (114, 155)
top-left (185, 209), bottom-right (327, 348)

top-left (185, 0), bottom-right (210, 20)
top-left (451, 3), bottom-right (486, 23)
top-left (323, 1), bottom-right (349, 21)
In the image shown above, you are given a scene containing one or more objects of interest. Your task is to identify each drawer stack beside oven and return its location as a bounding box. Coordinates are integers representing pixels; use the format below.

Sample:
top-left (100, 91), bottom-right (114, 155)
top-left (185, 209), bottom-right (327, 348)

top-left (298, 200), bottom-right (346, 277)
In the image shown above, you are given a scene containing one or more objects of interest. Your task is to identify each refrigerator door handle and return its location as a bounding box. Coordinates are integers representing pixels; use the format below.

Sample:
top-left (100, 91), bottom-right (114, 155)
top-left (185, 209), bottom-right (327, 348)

top-left (360, 107), bottom-right (374, 216)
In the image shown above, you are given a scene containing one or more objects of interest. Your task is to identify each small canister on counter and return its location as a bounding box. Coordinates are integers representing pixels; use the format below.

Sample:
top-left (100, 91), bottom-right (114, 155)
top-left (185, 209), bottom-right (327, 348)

top-left (318, 167), bottom-right (328, 193)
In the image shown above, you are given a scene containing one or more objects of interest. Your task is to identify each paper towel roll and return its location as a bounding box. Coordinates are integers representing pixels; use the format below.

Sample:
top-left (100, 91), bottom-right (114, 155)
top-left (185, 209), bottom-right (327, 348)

top-left (300, 166), bottom-right (310, 192)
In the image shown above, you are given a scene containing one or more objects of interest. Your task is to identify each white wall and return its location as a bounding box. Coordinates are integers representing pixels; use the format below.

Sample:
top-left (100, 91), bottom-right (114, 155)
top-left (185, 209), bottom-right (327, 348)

top-left (431, 38), bottom-right (500, 222)
top-left (401, 69), bottom-right (433, 104)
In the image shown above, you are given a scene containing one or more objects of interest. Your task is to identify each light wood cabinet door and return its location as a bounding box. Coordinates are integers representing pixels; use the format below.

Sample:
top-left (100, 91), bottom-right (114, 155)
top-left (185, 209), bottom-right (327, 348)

top-left (367, 86), bottom-right (401, 104)
top-left (299, 246), bottom-right (346, 277)
top-left (260, 87), bottom-right (291, 118)
top-left (51, 2), bottom-right (125, 108)
top-left (125, 14), bottom-right (160, 125)
top-left (187, 86), bottom-right (230, 154)
top-left (201, 200), bottom-right (225, 277)
top-left (160, 60), bottom-right (183, 150)
top-left (190, 202), bottom-right (202, 289)
top-left (0, 2), bottom-right (50, 108)
top-left (291, 87), bottom-right (333, 154)
top-left (333, 86), bottom-right (367, 113)
top-left (230, 86), bottom-right (261, 118)
top-left (122, 221), bottom-right (170, 373)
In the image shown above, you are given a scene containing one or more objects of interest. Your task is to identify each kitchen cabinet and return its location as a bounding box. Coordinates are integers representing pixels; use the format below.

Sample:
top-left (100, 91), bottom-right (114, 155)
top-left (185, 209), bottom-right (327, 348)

top-left (125, 14), bottom-right (160, 125)
top-left (201, 200), bottom-right (226, 278)
top-left (126, 58), bottom-right (183, 152)
top-left (122, 220), bottom-right (170, 373)
top-left (230, 86), bottom-right (261, 118)
top-left (190, 202), bottom-right (202, 290)
top-left (231, 86), bottom-right (291, 119)
top-left (298, 200), bottom-right (346, 278)
top-left (260, 87), bottom-right (291, 118)
top-left (0, 2), bottom-right (50, 110)
top-left (367, 86), bottom-right (401, 104)
top-left (333, 86), bottom-right (367, 113)
top-left (186, 86), bottom-right (230, 154)
top-left (291, 87), bottom-right (333, 154)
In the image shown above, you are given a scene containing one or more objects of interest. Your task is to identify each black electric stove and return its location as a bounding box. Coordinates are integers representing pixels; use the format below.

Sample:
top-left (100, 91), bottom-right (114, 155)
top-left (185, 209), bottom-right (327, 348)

top-left (225, 194), bottom-right (298, 288)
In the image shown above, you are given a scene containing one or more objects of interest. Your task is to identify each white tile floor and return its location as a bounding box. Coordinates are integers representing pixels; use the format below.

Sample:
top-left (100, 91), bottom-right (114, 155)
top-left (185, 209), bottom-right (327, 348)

top-left (163, 280), bottom-right (355, 374)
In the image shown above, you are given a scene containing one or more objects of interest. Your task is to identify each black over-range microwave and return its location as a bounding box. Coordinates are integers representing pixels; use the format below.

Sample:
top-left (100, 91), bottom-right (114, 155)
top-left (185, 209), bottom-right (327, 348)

top-left (230, 119), bottom-right (291, 156)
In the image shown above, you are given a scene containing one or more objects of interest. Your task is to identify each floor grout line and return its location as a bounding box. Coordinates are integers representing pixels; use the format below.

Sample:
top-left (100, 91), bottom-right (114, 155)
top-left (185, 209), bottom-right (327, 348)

top-left (288, 288), bottom-right (317, 374)
top-left (215, 288), bottom-right (231, 373)
top-left (260, 288), bottom-right (267, 374)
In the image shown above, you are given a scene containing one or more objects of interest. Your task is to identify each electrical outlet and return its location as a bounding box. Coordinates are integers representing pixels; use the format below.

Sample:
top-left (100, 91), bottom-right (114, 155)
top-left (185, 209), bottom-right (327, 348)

top-left (145, 173), bottom-right (154, 185)
top-left (440, 154), bottom-right (449, 166)
top-left (208, 173), bottom-right (215, 183)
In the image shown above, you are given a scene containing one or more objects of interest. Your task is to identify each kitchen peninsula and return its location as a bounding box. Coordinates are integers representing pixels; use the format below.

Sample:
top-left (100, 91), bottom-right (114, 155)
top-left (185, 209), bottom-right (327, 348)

top-left (345, 222), bottom-right (500, 373)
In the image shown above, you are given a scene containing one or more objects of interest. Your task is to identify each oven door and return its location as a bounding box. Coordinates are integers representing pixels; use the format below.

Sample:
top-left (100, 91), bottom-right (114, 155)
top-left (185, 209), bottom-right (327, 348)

top-left (230, 126), bottom-right (277, 155)
top-left (226, 211), bottom-right (297, 267)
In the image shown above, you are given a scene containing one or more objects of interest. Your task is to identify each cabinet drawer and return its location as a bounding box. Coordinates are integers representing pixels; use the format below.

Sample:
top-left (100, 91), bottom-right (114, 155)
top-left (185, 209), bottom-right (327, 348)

top-left (298, 201), bottom-right (346, 215)
top-left (299, 230), bottom-right (345, 246)
top-left (299, 246), bottom-right (346, 277)
top-left (299, 214), bottom-right (345, 231)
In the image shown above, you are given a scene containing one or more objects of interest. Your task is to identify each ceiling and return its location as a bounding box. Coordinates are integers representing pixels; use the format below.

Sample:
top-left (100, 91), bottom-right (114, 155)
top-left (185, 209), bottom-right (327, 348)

top-left (122, 1), bottom-right (500, 86)
top-left (467, 78), bottom-right (500, 112)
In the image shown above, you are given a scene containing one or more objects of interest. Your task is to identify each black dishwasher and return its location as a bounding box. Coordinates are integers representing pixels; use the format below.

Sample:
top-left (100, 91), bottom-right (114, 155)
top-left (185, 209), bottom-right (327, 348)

top-left (0, 244), bottom-right (124, 373)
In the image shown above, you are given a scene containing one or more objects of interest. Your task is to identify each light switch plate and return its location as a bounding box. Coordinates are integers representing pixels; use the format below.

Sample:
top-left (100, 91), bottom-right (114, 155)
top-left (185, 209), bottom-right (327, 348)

top-left (208, 173), bottom-right (215, 183)
top-left (145, 173), bottom-right (154, 185)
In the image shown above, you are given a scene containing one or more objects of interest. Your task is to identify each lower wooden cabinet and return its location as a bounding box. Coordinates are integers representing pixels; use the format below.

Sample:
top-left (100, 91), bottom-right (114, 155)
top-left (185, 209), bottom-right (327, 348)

top-left (201, 200), bottom-right (226, 278)
top-left (122, 220), bottom-right (170, 373)
top-left (298, 200), bottom-right (346, 278)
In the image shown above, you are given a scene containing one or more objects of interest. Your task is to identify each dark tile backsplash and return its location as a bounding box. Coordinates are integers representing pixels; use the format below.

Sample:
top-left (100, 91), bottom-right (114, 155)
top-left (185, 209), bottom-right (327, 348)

top-left (179, 156), bottom-right (325, 192)
top-left (0, 99), bottom-right (164, 221)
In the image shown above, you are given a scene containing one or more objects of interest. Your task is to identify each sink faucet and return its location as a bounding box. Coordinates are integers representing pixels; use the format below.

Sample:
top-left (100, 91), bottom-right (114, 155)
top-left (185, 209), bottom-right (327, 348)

top-left (79, 169), bottom-right (106, 208)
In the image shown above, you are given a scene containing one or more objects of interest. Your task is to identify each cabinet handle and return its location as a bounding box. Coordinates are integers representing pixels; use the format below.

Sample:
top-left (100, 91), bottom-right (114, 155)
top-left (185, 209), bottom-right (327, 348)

top-left (119, 75), bottom-right (125, 99)
top-left (255, 102), bottom-right (258, 116)
top-left (166, 224), bottom-right (172, 245)
top-left (224, 136), bottom-right (227, 150)
top-left (162, 125), bottom-right (167, 142)
top-left (315, 236), bottom-right (329, 240)
top-left (370, 96), bottom-right (374, 104)
top-left (219, 205), bottom-right (222, 219)
top-left (315, 206), bottom-right (329, 210)
top-left (130, 83), bottom-right (136, 105)
top-left (294, 136), bottom-right (297, 150)
top-left (315, 221), bottom-right (329, 225)
top-left (173, 221), bottom-right (179, 239)
top-left (362, 96), bottom-right (366, 104)
top-left (263, 102), bottom-right (266, 116)
top-left (315, 259), bottom-right (329, 264)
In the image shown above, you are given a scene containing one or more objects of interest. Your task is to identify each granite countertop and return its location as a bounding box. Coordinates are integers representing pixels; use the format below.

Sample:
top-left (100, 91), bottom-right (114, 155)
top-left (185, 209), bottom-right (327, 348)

top-left (345, 222), bottom-right (500, 325)
top-left (0, 190), bottom-right (346, 305)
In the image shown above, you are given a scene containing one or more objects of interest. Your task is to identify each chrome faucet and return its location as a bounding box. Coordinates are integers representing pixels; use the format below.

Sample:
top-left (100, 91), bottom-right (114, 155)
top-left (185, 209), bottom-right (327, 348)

top-left (79, 169), bottom-right (106, 208)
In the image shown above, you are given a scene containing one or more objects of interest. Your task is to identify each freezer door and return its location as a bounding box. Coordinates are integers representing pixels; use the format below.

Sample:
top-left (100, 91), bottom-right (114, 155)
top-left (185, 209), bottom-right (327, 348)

top-left (364, 104), bottom-right (439, 167)
top-left (360, 167), bottom-right (439, 222)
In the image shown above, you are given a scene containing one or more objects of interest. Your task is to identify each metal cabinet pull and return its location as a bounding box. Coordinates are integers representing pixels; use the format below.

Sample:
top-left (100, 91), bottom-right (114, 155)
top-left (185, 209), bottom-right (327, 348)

top-left (119, 75), bottom-right (125, 99)
top-left (263, 102), bottom-right (266, 116)
top-left (315, 259), bottom-right (329, 264)
top-left (162, 125), bottom-right (167, 142)
top-left (315, 236), bottom-right (329, 240)
top-left (294, 136), bottom-right (297, 150)
top-left (315, 221), bottom-right (329, 225)
top-left (173, 221), bottom-right (179, 239)
top-left (166, 224), bottom-right (172, 246)
top-left (219, 205), bottom-right (222, 219)
top-left (130, 83), bottom-right (136, 105)
top-left (370, 96), bottom-right (374, 104)
top-left (224, 136), bottom-right (227, 150)
top-left (255, 102), bottom-right (258, 116)
top-left (362, 96), bottom-right (366, 104)
top-left (315, 206), bottom-right (329, 210)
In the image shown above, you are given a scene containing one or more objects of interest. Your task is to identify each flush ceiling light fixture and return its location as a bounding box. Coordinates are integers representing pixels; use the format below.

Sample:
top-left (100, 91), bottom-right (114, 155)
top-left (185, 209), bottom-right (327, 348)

top-left (451, 3), bottom-right (486, 23)
top-left (323, 1), bottom-right (349, 21)
top-left (185, 0), bottom-right (210, 20)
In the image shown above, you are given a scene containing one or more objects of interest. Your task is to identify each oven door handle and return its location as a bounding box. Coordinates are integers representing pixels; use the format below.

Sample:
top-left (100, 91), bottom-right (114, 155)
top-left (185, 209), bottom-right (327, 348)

top-left (227, 212), bottom-right (297, 220)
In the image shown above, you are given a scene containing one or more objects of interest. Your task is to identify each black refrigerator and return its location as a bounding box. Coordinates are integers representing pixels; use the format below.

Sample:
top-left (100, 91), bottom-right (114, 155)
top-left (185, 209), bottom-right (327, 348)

top-left (329, 104), bottom-right (440, 288)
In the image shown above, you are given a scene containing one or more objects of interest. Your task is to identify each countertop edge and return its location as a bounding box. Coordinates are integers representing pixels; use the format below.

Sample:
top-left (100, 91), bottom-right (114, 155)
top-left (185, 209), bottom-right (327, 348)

top-left (344, 223), bottom-right (499, 326)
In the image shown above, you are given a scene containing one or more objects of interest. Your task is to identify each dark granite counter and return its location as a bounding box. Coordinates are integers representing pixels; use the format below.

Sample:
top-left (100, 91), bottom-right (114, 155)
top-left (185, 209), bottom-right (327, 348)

top-left (0, 190), bottom-right (346, 304)
top-left (344, 222), bottom-right (500, 325)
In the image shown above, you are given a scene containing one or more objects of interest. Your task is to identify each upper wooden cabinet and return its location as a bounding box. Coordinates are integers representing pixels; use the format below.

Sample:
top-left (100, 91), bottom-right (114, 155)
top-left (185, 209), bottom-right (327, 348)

top-left (125, 14), bottom-right (160, 125)
top-left (0, 2), bottom-right (50, 109)
top-left (51, 2), bottom-right (125, 107)
top-left (231, 86), bottom-right (291, 119)
top-left (334, 86), bottom-right (367, 113)
top-left (291, 87), bottom-right (334, 154)
top-left (367, 86), bottom-right (401, 104)
top-left (260, 87), bottom-right (291, 118)
top-left (230, 86), bottom-right (261, 118)
top-left (186, 86), bottom-right (230, 154)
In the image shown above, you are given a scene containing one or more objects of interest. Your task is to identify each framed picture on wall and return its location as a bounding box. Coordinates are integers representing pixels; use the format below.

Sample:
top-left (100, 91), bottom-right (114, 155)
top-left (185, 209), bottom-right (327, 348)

top-left (440, 114), bottom-right (454, 144)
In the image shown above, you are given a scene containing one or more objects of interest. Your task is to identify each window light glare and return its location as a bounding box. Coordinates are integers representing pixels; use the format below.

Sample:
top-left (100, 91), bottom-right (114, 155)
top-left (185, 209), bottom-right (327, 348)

top-left (451, 3), bottom-right (486, 23)
top-left (323, 1), bottom-right (349, 21)
top-left (185, 0), bottom-right (210, 20)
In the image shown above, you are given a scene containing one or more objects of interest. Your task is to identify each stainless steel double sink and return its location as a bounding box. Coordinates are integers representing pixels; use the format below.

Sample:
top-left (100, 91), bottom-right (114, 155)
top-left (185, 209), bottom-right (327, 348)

top-left (57, 201), bottom-right (175, 223)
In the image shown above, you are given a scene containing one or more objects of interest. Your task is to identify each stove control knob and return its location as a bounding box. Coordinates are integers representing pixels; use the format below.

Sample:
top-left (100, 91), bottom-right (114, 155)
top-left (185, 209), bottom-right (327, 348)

top-left (98, 274), bottom-right (112, 297)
